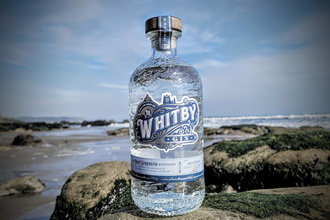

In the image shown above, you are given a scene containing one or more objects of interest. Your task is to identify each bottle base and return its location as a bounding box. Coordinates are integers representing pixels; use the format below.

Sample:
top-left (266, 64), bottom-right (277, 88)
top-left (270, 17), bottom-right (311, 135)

top-left (132, 189), bottom-right (205, 216)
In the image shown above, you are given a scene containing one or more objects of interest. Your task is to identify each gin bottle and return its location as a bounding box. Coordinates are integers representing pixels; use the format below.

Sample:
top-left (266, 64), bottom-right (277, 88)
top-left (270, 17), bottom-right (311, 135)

top-left (129, 16), bottom-right (204, 216)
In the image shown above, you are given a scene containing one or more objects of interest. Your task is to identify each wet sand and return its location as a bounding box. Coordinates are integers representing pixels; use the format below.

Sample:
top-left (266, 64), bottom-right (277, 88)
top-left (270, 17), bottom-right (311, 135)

top-left (0, 130), bottom-right (131, 220)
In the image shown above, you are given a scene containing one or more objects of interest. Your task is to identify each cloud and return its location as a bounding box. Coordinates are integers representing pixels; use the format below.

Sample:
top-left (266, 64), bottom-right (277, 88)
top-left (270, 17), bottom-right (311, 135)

top-left (99, 83), bottom-right (127, 90)
top-left (39, 1), bottom-right (103, 25)
top-left (180, 24), bottom-right (226, 55)
top-left (193, 59), bottom-right (227, 71)
top-left (0, 37), bottom-right (35, 67)
top-left (199, 36), bottom-right (330, 116)
top-left (269, 8), bottom-right (330, 47)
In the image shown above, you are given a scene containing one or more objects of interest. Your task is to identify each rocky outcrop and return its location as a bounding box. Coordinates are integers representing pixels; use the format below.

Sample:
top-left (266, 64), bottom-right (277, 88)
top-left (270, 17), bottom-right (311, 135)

top-left (204, 124), bottom-right (270, 136)
top-left (0, 122), bottom-right (70, 132)
top-left (204, 125), bottom-right (326, 136)
top-left (98, 207), bottom-right (259, 220)
top-left (0, 175), bottom-right (45, 196)
top-left (81, 120), bottom-right (116, 127)
top-left (98, 185), bottom-right (330, 220)
top-left (204, 130), bottom-right (330, 192)
top-left (107, 128), bottom-right (129, 136)
top-left (50, 128), bottom-right (330, 219)
top-left (11, 134), bottom-right (44, 146)
top-left (51, 161), bottom-right (131, 220)
top-left (51, 162), bottom-right (330, 220)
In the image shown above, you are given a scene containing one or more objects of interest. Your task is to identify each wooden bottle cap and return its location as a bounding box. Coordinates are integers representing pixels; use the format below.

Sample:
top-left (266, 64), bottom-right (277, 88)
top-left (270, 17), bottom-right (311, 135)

top-left (145, 16), bottom-right (182, 33)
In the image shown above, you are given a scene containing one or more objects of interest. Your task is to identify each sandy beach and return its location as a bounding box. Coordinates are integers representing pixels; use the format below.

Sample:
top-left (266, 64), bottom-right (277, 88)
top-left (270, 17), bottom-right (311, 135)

top-left (0, 129), bottom-right (131, 220)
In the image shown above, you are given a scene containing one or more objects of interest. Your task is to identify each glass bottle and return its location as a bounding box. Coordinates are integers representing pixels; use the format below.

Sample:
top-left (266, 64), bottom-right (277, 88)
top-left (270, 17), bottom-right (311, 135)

top-left (128, 15), bottom-right (204, 216)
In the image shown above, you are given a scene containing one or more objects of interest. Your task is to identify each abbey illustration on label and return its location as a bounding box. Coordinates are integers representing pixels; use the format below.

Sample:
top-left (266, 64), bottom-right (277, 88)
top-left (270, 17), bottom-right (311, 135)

top-left (133, 93), bottom-right (199, 152)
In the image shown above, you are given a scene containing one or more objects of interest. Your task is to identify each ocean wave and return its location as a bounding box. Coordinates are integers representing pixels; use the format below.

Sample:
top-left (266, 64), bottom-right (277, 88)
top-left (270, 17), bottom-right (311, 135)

top-left (204, 113), bottom-right (330, 130)
top-left (205, 113), bottom-right (330, 121)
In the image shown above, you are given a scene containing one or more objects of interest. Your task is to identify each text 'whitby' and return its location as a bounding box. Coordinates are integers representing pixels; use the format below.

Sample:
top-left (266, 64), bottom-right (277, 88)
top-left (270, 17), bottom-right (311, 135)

top-left (137, 104), bottom-right (197, 139)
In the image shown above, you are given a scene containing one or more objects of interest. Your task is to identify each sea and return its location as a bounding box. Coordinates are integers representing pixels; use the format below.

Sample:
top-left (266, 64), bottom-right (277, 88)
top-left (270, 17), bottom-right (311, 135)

top-left (204, 113), bottom-right (330, 130)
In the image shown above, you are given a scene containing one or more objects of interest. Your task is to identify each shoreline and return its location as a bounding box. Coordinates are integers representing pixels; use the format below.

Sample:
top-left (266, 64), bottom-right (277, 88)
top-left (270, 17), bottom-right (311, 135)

top-left (0, 130), bottom-right (130, 220)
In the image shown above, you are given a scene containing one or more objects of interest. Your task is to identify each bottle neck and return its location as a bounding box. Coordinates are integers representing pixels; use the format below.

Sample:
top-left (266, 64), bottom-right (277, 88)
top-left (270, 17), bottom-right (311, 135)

top-left (146, 30), bottom-right (182, 59)
top-left (151, 38), bottom-right (177, 58)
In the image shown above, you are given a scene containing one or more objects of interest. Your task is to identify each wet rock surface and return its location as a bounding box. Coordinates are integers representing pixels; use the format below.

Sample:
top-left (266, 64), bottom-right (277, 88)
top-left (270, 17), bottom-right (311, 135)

top-left (204, 125), bottom-right (326, 136)
top-left (81, 120), bottom-right (116, 127)
top-left (0, 175), bottom-right (45, 196)
top-left (50, 161), bottom-right (131, 220)
top-left (107, 128), bottom-right (129, 136)
top-left (11, 134), bottom-right (44, 146)
top-left (98, 185), bottom-right (330, 220)
top-left (204, 124), bottom-right (270, 136)
top-left (0, 122), bottom-right (70, 132)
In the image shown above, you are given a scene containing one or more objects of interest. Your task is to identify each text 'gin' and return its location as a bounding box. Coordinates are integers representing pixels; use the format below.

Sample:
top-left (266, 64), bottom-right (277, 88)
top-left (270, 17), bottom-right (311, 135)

top-left (128, 16), bottom-right (205, 216)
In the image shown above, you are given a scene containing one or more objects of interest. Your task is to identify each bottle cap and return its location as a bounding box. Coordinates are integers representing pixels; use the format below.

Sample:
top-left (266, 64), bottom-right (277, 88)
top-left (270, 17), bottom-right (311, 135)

top-left (145, 16), bottom-right (182, 33)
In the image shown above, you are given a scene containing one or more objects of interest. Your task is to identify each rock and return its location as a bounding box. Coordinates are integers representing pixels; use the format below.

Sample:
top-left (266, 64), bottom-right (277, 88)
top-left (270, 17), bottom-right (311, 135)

top-left (98, 207), bottom-right (258, 220)
top-left (0, 121), bottom-right (70, 132)
top-left (204, 125), bottom-right (268, 136)
top-left (221, 124), bottom-right (270, 135)
top-left (11, 134), bottom-right (44, 146)
top-left (24, 122), bottom-right (62, 131)
top-left (267, 126), bottom-right (326, 134)
top-left (81, 120), bottom-right (116, 127)
top-left (50, 160), bottom-right (330, 220)
top-left (203, 125), bottom-right (326, 136)
top-left (50, 161), bottom-right (131, 220)
top-left (107, 128), bottom-right (129, 136)
top-left (81, 120), bottom-right (90, 126)
top-left (249, 185), bottom-right (330, 213)
top-left (0, 175), bottom-right (45, 196)
top-left (59, 121), bottom-right (70, 128)
top-left (204, 127), bottom-right (234, 136)
top-left (0, 122), bottom-right (26, 132)
top-left (92, 120), bottom-right (110, 126)
top-left (204, 130), bottom-right (330, 191)
top-left (98, 185), bottom-right (330, 220)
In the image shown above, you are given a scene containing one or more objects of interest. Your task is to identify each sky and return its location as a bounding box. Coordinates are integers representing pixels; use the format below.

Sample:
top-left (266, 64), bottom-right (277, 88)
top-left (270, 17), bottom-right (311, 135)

top-left (0, 0), bottom-right (329, 121)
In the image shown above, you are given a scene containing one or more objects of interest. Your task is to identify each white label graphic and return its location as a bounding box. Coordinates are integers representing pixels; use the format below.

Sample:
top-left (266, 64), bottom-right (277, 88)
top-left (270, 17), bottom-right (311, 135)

top-left (131, 154), bottom-right (204, 183)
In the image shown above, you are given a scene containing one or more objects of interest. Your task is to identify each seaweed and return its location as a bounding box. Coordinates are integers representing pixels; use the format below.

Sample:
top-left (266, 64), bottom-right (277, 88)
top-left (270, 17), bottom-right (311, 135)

top-left (86, 179), bottom-right (134, 219)
top-left (203, 192), bottom-right (322, 219)
top-left (50, 196), bottom-right (88, 220)
top-left (50, 179), bottom-right (134, 220)
top-left (211, 130), bottom-right (330, 158)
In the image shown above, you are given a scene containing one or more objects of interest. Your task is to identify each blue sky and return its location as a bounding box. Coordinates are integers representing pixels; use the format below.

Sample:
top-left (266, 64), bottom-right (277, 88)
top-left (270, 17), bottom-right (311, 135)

top-left (0, 0), bottom-right (329, 121)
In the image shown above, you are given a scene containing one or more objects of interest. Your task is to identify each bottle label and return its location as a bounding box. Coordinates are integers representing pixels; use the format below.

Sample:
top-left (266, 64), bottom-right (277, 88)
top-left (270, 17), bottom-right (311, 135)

top-left (131, 154), bottom-right (204, 183)
top-left (158, 16), bottom-right (172, 51)
top-left (133, 93), bottom-right (199, 152)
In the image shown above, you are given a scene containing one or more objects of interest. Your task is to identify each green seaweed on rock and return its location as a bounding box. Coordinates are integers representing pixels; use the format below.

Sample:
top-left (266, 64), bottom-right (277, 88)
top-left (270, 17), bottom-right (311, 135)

top-left (86, 179), bottom-right (134, 219)
top-left (202, 192), bottom-right (322, 219)
top-left (50, 196), bottom-right (88, 220)
top-left (211, 130), bottom-right (330, 157)
top-left (50, 179), bottom-right (134, 220)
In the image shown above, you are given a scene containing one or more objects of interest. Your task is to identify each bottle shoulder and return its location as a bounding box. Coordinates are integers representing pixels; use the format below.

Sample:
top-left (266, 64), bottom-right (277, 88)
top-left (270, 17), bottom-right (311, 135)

top-left (129, 56), bottom-right (201, 86)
